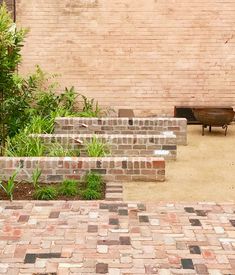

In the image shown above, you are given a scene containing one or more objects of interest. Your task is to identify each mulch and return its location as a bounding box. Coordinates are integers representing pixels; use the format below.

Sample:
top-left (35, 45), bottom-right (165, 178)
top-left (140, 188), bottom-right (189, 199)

top-left (0, 181), bottom-right (105, 201)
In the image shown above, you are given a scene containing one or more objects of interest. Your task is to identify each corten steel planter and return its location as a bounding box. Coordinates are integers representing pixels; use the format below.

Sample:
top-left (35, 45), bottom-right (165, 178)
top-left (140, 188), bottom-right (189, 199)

top-left (193, 108), bottom-right (235, 136)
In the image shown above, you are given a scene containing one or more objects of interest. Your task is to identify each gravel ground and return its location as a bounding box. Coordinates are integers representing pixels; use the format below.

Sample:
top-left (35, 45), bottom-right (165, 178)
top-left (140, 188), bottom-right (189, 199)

top-left (124, 124), bottom-right (235, 202)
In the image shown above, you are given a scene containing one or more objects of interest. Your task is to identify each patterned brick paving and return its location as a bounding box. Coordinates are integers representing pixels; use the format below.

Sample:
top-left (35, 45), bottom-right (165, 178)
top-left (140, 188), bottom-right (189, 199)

top-left (0, 201), bottom-right (235, 274)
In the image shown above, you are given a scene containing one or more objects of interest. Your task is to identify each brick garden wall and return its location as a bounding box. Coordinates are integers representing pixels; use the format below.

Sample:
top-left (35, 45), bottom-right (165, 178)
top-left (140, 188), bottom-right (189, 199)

top-left (55, 117), bottom-right (187, 145)
top-left (31, 133), bottom-right (177, 160)
top-left (0, 157), bottom-right (165, 183)
top-left (16, 0), bottom-right (235, 116)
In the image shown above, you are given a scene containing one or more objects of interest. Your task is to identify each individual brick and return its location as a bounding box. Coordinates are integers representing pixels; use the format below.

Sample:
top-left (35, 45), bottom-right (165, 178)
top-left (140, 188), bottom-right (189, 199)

top-left (189, 219), bottom-right (202, 226)
top-left (96, 263), bottom-right (108, 274)
top-left (181, 259), bottom-right (194, 269)
top-left (109, 218), bottom-right (119, 225)
top-left (184, 207), bottom-right (195, 213)
top-left (88, 225), bottom-right (98, 233)
top-left (139, 215), bottom-right (149, 223)
top-left (189, 245), bottom-right (201, 254)
top-left (119, 236), bottom-right (131, 245)
top-left (18, 215), bottom-right (29, 223)
top-left (49, 211), bottom-right (60, 219)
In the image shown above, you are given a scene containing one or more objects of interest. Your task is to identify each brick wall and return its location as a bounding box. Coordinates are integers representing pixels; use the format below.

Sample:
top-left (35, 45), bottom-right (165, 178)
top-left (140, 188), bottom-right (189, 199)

top-left (0, 157), bottom-right (165, 182)
top-left (54, 117), bottom-right (187, 145)
top-left (31, 133), bottom-right (177, 160)
top-left (16, 0), bottom-right (235, 116)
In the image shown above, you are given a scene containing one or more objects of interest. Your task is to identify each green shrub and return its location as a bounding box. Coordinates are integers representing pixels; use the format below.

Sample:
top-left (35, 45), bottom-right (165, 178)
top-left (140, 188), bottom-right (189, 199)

top-left (85, 136), bottom-right (110, 157)
top-left (30, 67), bottom-right (77, 118)
top-left (25, 115), bottom-right (54, 134)
top-left (81, 189), bottom-right (102, 200)
top-left (58, 179), bottom-right (78, 196)
top-left (31, 167), bottom-right (42, 189)
top-left (0, 4), bottom-right (28, 151)
top-left (5, 132), bottom-right (46, 157)
top-left (33, 186), bottom-right (57, 200)
top-left (81, 172), bottom-right (104, 200)
top-left (47, 143), bottom-right (80, 157)
top-left (0, 3), bottom-right (106, 154)
top-left (60, 86), bottom-right (78, 112)
top-left (85, 172), bottom-right (103, 192)
top-left (0, 169), bottom-right (19, 201)
top-left (78, 95), bottom-right (101, 117)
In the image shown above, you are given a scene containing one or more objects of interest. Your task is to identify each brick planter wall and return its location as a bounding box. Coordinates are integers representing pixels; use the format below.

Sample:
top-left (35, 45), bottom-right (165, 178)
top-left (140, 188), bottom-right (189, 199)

top-left (0, 157), bottom-right (165, 183)
top-left (55, 117), bottom-right (187, 145)
top-left (31, 133), bottom-right (177, 160)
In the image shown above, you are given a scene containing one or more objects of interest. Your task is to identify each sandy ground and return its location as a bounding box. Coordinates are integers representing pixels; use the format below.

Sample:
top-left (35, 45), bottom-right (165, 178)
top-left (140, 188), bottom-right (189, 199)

top-left (123, 124), bottom-right (235, 202)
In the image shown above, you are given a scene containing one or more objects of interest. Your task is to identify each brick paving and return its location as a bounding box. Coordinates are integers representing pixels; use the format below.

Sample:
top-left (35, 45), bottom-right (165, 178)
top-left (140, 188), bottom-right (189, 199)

top-left (0, 201), bottom-right (235, 274)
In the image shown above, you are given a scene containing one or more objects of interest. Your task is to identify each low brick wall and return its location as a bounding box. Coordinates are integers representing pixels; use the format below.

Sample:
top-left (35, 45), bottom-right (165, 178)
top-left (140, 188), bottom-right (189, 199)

top-left (0, 157), bottom-right (165, 183)
top-left (31, 133), bottom-right (177, 160)
top-left (55, 117), bottom-right (187, 145)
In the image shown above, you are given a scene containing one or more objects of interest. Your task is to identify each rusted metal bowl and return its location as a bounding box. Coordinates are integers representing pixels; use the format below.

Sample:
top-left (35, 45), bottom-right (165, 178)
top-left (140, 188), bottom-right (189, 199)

top-left (192, 108), bottom-right (235, 135)
top-left (193, 108), bottom-right (235, 126)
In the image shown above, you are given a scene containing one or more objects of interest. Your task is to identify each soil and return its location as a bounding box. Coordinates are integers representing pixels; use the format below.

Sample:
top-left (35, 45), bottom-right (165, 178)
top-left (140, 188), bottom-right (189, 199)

top-left (123, 124), bottom-right (235, 202)
top-left (0, 182), bottom-right (105, 201)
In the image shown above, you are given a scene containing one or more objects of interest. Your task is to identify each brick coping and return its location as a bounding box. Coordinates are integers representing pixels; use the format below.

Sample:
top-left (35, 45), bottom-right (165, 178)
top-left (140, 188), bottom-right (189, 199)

top-left (55, 117), bottom-right (187, 121)
top-left (0, 156), bottom-right (165, 161)
top-left (30, 133), bottom-right (176, 138)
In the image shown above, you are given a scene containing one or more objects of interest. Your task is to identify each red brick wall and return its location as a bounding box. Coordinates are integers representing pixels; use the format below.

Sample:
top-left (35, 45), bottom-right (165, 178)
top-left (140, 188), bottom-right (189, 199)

top-left (16, 0), bottom-right (235, 116)
top-left (0, 157), bottom-right (165, 182)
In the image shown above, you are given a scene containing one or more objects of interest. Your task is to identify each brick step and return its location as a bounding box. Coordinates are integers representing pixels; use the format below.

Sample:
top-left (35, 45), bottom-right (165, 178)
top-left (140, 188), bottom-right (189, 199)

top-left (30, 133), bottom-right (177, 160)
top-left (54, 117), bottom-right (187, 145)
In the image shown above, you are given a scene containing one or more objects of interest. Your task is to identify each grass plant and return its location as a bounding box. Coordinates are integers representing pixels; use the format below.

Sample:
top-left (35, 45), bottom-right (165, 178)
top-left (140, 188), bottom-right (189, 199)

top-left (48, 143), bottom-right (80, 157)
top-left (85, 136), bottom-right (110, 157)
top-left (31, 167), bottom-right (42, 189)
top-left (0, 169), bottom-right (19, 201)
top-left (58, 179), bottom-right (78, 196)
top-left (33, 186), bottom-right (58, 200)
top-left (5, 133), bottom-right (45, 157)
top-left (81, 172), bottom-right (104, 200)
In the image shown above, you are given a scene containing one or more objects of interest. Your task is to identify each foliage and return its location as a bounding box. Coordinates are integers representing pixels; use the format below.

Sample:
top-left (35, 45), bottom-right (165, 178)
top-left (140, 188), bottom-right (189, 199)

top-left (85, 172), bottom-right (103, 192)
top-left (31, 167), bottom-right (41, 189)
top-left (81, 172), bottom-right (104, 200)
top-left (25, 115), bottom-right (54, 134)
top-left (28, 67), bottom-right (77, 118)
top-left (58, 179), bottom-right (78, 196)
top-left (0, 3), bottom-right (28, 152)
top-left (0, 4), bottom-right (108, 155)
top-left (0, 168), bottom-right (19, 201)
top-left (78, 95), bottom-right (102, 117)
top-left (47, 143), bottom-right (79, 157)
top-left (85, 136), bottom-right (110, 157)
top-left (81, 189), bottom-right (101, 200)
top-left (4, 132), bottom-right (45, 157)
top-left (60, 86), bottom-right (78, 112)
top-left (33, 186), bottom-right (58, 200)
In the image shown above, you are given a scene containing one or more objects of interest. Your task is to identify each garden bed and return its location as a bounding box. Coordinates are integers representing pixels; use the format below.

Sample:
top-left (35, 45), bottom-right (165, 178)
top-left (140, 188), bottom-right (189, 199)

top-left (0, 181), bottom-right (106, 201)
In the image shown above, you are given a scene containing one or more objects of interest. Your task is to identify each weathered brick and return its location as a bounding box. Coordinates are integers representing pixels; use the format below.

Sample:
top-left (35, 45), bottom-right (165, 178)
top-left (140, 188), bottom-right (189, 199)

top-left (0, 157), bottom-right (165, 183)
